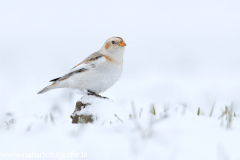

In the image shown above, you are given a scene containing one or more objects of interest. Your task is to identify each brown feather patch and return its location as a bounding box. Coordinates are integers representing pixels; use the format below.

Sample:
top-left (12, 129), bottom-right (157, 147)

top-left (71, 62), bottom-right (83, 70)
top-left (71, 53), bottom-right (103, 70)
top-left (105, 43), bottom-right (110, 49)
top-left (103, 55), bottom-right (113, 61)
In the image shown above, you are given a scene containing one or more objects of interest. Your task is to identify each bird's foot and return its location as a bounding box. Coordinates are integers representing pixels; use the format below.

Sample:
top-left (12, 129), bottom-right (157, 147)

top-left (87, 90), bottom-right (108, 99)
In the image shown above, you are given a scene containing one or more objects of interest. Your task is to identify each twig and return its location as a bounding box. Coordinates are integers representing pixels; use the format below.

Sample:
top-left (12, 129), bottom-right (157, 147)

top-left (114, 114), bottom-right (123, 122)
top-left (102, 120), bottom-right (106, 125)
top-left (129, 114), bottom-right (132, 119)
top-left (26, 124), bottom-right (32, 132)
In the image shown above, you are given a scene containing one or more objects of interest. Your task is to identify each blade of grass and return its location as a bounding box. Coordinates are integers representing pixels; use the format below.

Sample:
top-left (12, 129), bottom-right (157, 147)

top-left (197, 107), bottom-right (200, 116)
top-left (131, 101), bottom-right (137, 119)
top-left (227, 106), bottom-right (232, 128)
top-left (150, 104), bottom-right (156, 115)
top-left (218, 106), bottom-right (228, 119)
top-left (209, 101), bottom-right (215, 117)
top-left (50, 113), bottom-right (54, 123)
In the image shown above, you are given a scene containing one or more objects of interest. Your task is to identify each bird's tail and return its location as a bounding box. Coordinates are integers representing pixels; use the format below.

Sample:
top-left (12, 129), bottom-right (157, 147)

top-left (37, 84), bottom-right (57, 94)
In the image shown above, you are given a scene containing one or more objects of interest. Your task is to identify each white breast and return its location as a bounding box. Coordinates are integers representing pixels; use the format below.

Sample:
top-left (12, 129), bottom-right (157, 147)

top-left (68, 60), bottom-right (123, 94)
top-left (95, 61), bottom-right (123, 93)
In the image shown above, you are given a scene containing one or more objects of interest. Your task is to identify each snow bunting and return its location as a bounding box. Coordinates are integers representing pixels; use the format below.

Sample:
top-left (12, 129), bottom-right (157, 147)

top-left (38, 37), bottom-right (126, 97)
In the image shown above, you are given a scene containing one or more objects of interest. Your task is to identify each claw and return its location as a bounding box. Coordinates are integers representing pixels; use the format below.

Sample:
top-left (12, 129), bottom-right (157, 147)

top-left (87, 90), bottom-right (108, 99)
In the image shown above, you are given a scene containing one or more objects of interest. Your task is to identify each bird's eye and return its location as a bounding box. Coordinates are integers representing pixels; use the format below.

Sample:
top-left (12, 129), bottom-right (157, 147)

top-left (112, 41), bottom-right (115, 44)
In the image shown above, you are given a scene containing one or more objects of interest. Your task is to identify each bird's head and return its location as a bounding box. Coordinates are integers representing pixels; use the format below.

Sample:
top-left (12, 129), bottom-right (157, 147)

top-left (100, 37), bottom-right (126, 58)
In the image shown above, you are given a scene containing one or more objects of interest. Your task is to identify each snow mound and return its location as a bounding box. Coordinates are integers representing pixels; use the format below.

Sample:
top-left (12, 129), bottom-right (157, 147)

top-left (74, 95), bottom-right (130, 125)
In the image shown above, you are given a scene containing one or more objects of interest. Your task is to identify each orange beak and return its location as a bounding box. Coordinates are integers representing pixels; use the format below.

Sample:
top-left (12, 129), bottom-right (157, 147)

top-left (119, 41), bottom-right (126, 47)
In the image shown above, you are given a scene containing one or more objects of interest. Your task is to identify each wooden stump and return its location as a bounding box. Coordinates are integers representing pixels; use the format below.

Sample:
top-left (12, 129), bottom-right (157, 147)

top-left (70, 101), bottom-right (93, 124)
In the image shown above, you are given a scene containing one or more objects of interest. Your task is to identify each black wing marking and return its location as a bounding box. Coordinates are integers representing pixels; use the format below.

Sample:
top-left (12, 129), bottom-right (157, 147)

top-left (88, 54), bottom-right (103, 61)
top-left (50, 77), bottom-right (61, 82)
top-left (50, 68), bottom-right (88, 83)
top-left (63, 68), bottom-right (88, 78)
top-left (49, 52), bottom-right (103, 83)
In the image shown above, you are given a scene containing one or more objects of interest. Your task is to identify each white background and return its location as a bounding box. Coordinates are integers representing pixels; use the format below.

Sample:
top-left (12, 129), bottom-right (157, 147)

top-left (0, 1), bottom-right (240, 159)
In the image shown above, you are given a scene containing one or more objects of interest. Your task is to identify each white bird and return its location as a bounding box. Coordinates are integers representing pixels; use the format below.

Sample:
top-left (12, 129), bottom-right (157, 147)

top-left (38, 37), bottom-right (126, 97)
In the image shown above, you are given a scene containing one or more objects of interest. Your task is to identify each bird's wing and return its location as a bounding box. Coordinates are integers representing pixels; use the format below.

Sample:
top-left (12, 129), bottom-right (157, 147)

top-left (70, 52), bottom-right (103, 72)
top-left (50, 52), bottom-right (104, 82)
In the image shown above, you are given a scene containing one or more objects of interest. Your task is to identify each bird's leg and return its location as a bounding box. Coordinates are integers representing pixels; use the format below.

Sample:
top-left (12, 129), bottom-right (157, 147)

top-left (87, 90), bottom-right (108, 99)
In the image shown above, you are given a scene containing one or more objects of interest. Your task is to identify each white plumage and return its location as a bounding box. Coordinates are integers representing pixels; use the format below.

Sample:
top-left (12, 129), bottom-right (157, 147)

top-left (38, 37), bottom-right (126, 95)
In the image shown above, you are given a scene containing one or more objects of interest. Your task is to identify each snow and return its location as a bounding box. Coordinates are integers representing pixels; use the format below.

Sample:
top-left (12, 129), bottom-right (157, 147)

top-left (1, 0), bottom-right (240, 159)
top-left (1, 102), bottom-right (240, 160)
top-left (75, 95), bottom-right (130, 124)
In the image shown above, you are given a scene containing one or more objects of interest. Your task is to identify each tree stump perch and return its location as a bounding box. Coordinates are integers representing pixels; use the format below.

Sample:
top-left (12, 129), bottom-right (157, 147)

top-left (70, 101), bottom-right (93, 124)
top-left (70, 95), bottom-right (129, 124)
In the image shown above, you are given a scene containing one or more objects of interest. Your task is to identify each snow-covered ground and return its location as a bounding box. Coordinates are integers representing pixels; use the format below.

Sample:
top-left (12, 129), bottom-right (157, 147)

top-left (1, 98), bottom-right (240, 160)
top-left (1, 0), bottom-right (240, 159)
